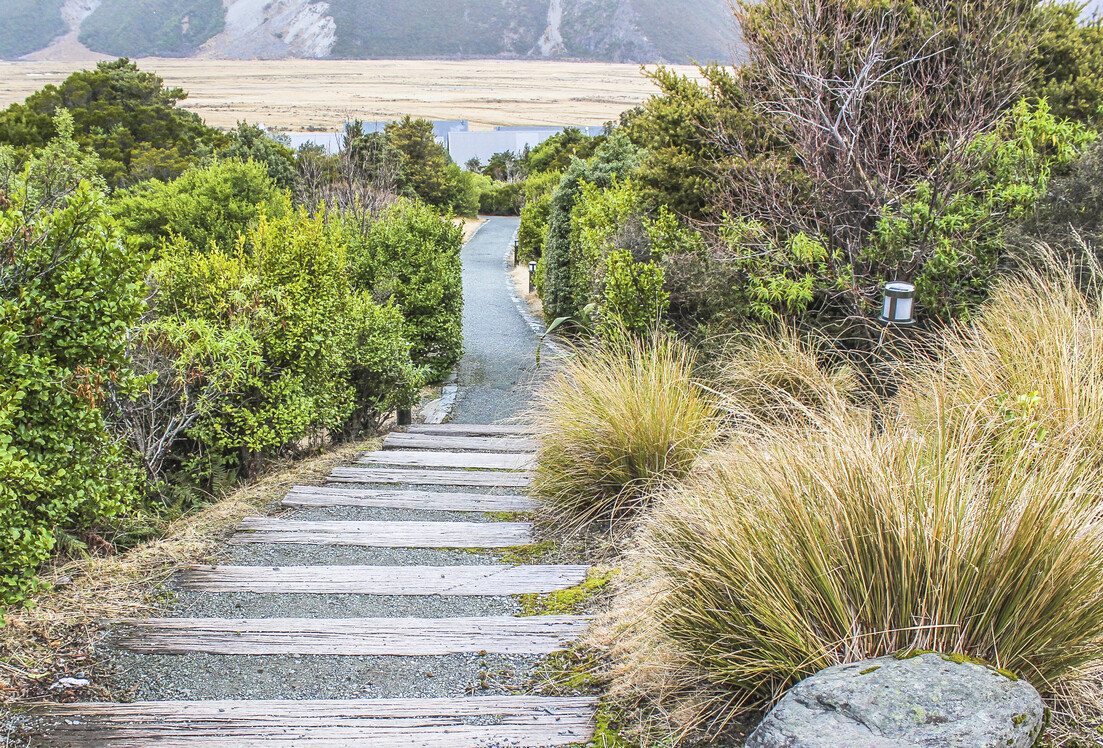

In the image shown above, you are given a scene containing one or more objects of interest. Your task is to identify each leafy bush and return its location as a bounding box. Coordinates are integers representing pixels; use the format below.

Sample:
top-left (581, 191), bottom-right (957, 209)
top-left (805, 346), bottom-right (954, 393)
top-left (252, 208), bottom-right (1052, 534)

top-left (531, 335), bottom-right (719, 528)
top-left (0, 59), bottom-right (226, 188)
top-left (218, 122), bottom-right (299, 191)
top-left (478, 179), bottom-right (523, 215)
top-left (0, 116), bottom-right (149, 604)
top-left (516, 170), bottom-right (560, 262)
top-left (152, 208), bottom-right (421, 474)
top-left (112, 159), bottom-right (290, 254)
top-left (347, 199), bottom-right (464, 380)
top-left (543, 131), bottom-right (641, 322)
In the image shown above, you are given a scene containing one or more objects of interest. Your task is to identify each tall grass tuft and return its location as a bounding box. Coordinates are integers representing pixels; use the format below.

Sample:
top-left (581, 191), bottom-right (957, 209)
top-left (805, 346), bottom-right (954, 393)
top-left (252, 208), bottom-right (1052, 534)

top-left (711, 329), bottom-right (860, 425)
top-left (531, 334), bottom-right (719, 529)
top-left (621, 257), bottom-right (1103, 727)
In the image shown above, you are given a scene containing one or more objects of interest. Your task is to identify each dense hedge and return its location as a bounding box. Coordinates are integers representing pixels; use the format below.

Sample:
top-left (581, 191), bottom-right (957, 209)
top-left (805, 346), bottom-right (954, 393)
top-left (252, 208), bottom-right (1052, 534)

top-left (152, 208), bottom-right (422, 475)
top-left (0, 118), bottom-right (149, 603)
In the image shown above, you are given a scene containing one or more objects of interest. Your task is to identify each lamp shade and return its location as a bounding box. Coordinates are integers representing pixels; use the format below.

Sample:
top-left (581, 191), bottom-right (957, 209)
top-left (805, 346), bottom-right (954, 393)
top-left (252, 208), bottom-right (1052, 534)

top-left (879, 281), bottom-right (916, 326)
top-left (529, 261), bottom-right (538, 273)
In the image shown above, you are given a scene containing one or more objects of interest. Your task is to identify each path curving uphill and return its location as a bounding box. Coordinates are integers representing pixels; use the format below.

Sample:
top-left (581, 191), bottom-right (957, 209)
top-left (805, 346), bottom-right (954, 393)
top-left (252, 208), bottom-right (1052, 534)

top-left (25, 217), bottom-right (594, 746)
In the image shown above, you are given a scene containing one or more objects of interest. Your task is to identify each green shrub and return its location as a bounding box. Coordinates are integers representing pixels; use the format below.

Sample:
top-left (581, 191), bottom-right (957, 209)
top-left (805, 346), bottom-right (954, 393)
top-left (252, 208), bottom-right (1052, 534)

top-left (0, 59), bottom-right (226, 188)
top-left (542, 131), bottom-right (640, 323)
top-left (516, 170), bottom-right (560, 262)
top-left (112, 159), bottom-right (290, 255)
top-left (347, 199), bottom-right (464, 380)
top-left (152, 208), bottom-right (421, 473)
top-left (0, 116), bottom-right (149, 604)
top-left (531, 335), bottom-right (719, 528)
top-left (478, 179), bottom-right (523, 215)
top-left (218, 122), bottom-right (299, 191)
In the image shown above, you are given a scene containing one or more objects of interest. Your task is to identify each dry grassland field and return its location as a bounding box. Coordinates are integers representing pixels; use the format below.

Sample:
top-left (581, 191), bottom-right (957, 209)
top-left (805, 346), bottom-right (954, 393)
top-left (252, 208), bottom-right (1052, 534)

top-left (0, 59), bottom-right (702, 131)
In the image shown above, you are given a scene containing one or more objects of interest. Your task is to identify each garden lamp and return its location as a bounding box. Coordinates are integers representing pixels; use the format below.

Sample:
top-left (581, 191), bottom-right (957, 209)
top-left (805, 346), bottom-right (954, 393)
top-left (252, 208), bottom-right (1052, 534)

top-left (879, 281), bottom-right (916, 326)
top-left (529, 260), bottom-right (537, 294)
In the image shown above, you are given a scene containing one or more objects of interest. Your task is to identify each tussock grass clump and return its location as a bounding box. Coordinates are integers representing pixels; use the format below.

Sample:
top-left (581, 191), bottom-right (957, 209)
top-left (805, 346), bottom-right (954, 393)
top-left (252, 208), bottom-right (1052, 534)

top-left (902, 257), bottom-right (1103, 452)
top-left (639, 414), bottom-right (1103, 711)
top-left (532, 335), bottom-right (719, 529)
top-left (616, 262), bottom-right (1103, 732)
top-left (711, 329), bottom-right (859, 425)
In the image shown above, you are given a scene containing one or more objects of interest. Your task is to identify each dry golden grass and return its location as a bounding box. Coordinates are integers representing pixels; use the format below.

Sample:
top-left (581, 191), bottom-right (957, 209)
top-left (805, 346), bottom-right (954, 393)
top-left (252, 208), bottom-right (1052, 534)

top-left (530, 335), bottom-right (720, 530)
top-left (0, 59), bottom-right (700, 131)
top-left (596, 259), bottom-right (1103, 742)
top-left (0, 436), bottom-right (377, 704)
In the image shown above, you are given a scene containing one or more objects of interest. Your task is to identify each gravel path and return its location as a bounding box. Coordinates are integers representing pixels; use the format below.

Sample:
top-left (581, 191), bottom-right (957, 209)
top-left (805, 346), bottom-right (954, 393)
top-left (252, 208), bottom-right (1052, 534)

top-left (451, 216), bottom-right (547, 424)
top-left (94, 216), bottom-right (566, 711)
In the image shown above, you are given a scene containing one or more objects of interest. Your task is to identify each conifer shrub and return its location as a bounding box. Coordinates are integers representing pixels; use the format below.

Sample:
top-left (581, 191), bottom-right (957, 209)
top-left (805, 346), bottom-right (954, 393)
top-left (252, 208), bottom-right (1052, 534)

top-left (531, 334), bottom-right (719, 529)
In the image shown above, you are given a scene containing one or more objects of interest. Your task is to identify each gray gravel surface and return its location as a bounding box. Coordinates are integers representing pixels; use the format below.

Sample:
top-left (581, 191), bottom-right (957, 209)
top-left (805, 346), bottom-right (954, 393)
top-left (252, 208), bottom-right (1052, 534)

top-left (451, 217), bottom-right (548, 424)
top-left (103, 652), bottom-right (539, 701)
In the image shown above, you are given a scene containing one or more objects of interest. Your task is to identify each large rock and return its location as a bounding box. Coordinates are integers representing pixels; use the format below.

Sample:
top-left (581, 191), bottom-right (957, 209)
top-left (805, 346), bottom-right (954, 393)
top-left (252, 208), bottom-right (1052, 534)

top-left (746, 652), bottom-right (1045, 748)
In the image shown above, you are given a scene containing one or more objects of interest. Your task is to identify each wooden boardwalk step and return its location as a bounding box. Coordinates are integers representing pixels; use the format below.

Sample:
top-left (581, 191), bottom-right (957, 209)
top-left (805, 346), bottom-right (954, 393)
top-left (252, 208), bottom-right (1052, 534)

top-left (180, 564), bottom-right (591, 595)
top-left (408, 423), bottom-right (537, 437)
top-left (358, 450), bottom-right (534, 471)
top-left (31, 696), bottom-right (595, 747)
top-left (282, 486), bottom-right (534, 512)
top-left (383, 433), bottom-right (539, 453)
top-left (328, 467), bottom-right (532, 488)
top-left (230, 519), bottom-right (531, 548)
top-left (111, 615), bottom-right (591, 656)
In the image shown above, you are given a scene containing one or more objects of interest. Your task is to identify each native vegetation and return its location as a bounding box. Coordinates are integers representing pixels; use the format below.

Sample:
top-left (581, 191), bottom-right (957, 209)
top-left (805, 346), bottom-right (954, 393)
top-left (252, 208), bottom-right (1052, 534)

top-left (0, 60), bottom-right (467, 605)
top-left (515, 0), bottom-right (1103, 743)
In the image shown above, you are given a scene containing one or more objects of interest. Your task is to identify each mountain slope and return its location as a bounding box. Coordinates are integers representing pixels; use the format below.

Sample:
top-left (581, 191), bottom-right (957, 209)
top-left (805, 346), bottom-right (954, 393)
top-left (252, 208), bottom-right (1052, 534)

top-left (5, 0), bottom-right (737, 63)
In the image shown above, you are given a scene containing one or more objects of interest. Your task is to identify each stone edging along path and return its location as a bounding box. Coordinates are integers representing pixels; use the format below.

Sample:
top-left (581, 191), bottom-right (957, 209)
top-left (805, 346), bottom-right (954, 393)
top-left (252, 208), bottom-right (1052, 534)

top-left (27, 423), bottom-right (598, 746)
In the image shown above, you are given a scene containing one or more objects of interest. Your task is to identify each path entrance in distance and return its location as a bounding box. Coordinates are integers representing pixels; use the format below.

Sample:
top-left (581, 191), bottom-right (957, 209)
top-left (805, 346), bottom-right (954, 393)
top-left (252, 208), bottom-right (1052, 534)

top-left (25, 216), bottom-right (595, 746)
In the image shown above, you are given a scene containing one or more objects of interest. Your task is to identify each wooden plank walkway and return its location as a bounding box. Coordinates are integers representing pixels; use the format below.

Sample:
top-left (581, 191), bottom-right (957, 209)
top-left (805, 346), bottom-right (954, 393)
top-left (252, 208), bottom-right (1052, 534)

top-left (383, 433), bottom-right (539, 453)
top-left (112, 615), bottom-right (592, 655)
top-left (327, 466), bottom-right (532, 488)
top-left (30, 421), bottom-right (596, 747)
top-left (408, 424), bottom-right (537, 437)
top-left (357, 450), bottom-right (534, 471)
top-left (180, 564), bottom-right (591, 595)
top-left (31, 696), bottom-right (595, 748)
top-left (231, 519), bottom-right (531, 548)
top-left (281, 486), bottom-right (534, 512)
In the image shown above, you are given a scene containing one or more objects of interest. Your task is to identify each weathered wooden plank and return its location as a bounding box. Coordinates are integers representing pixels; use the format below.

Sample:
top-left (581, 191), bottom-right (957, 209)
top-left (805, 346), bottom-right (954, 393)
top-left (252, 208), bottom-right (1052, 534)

top-left (383, 433), bottom-right (539, 453)
top-left (281, 486), bottom-right (534, 512)
top-left (328, 467), bottom-right (532, 488)
top-left (408, 424), bottom-right (537, 437)
top-left (180, 564), bottom-right (591, 594)
top-left (358, 450), bottom-right (534, 471)
top-left (230, 519), bottom-right (531, 548)
top-left (36, 726), bottom-right (590, 748)
top-left (31, 697), bottom-right (595, 747)
top-left (111, 615), bottom-right (591, 655)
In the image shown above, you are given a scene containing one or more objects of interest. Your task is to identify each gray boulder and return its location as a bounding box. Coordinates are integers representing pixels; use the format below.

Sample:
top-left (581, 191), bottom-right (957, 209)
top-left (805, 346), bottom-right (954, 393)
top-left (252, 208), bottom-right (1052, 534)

top-left (745, 652), bottom-right (1045, 748)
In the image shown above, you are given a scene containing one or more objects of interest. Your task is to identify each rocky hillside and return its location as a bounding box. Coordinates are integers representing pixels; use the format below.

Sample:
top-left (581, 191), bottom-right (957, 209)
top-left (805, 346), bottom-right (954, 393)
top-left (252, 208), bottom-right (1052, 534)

top-left (2, 0), bottom-right (738, 64)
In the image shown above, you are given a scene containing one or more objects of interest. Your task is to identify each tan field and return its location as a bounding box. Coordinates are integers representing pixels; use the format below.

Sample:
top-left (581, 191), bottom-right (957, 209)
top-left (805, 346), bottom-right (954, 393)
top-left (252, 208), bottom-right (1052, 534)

top-left (0, 59), bottom-right (702, 132)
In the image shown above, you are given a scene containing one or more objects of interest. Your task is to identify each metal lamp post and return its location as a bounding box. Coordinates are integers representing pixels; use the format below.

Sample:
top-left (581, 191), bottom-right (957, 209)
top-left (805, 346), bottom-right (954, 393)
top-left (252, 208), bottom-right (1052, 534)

top-left (879, 281), bottom-right (916, 326)
top-left (528, 260), bottom-right (537, 294)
